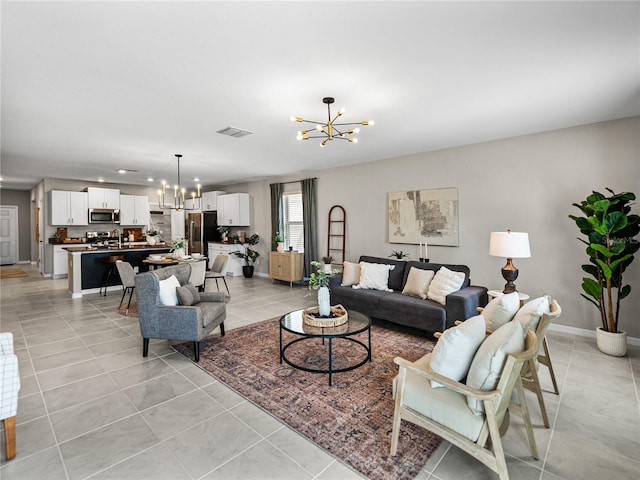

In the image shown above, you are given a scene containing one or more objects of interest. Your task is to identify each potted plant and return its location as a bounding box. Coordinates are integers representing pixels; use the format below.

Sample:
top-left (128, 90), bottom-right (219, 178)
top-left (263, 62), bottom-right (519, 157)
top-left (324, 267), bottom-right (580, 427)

top-left (389, 250), bottom-right (410, 260)
top-left (232, 233), bottom-right (260, 278)
top-left (273, 232), bottom-right (284, 252)
top-left (146, 229), bottom-right (159, 246)
top-left (309, 260), bottom-right (339, 317)
top-left (569, 188), bottom-right (639, 356)
top-left (170, 239), bottom-right (187, 259)
top-left (322, 256), bottom-right (333, 273)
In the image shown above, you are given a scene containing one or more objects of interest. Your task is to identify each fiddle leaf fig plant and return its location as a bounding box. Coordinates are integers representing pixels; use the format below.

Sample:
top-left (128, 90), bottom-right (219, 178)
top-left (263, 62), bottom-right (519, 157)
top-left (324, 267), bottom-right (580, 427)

top-left (569, 188), bottom-right (639, 333)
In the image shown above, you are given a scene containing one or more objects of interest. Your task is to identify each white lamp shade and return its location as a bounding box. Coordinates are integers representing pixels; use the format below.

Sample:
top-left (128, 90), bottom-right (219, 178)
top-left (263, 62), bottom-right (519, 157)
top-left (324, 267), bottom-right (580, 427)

top-left (489, 231), bottom-right (531, 258)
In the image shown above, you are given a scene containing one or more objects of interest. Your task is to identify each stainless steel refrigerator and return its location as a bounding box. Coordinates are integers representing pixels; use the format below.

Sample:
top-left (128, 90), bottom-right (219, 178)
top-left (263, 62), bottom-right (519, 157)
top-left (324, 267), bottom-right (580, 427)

top-left (186, 211), bottom-right (221, 257)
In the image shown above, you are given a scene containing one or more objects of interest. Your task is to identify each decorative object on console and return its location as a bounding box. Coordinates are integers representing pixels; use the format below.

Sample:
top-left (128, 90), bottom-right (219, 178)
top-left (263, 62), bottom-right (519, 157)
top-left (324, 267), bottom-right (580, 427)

top-left (569, 188), bottom-right (639, 356)
top-left (231, 233), bottom-right (260, 278)
top-left (389, 250), bottom-right (409, 260)
top-left (157, 154), bottom-right (202, 211)
top-left (309, 260), bottom-right (339, 317)
top-left (489, 230), bottom-right (531, 294)
top-left (290, 96), bottom-right (374, 147)
top-left (388, 188), bottom-right (459, 247)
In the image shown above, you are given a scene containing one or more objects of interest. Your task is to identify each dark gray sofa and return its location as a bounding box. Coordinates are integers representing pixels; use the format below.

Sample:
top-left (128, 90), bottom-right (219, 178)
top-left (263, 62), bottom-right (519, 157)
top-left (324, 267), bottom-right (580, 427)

top-left (330, 256), bottom-right (488, 333)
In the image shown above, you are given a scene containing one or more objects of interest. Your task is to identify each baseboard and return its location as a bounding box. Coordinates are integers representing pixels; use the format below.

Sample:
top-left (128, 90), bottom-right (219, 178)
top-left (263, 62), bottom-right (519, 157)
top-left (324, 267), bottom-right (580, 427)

top-left (548, 324), bottom-right (640, 347)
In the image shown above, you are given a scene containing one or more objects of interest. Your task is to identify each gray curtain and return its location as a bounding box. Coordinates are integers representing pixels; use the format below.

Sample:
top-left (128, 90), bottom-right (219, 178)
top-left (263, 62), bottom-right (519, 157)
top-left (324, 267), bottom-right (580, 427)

top-left (301, 178), bottom-right (318, 278)
top-left (270, 183), bottom-right (284, 250)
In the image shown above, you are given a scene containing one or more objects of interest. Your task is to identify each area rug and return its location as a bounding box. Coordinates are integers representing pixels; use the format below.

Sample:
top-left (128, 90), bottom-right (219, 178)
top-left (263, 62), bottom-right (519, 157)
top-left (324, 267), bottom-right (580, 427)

top-left (173, 317), bottom-right (440, 480)
top-left (0, 268), bottom-right (28, 279)
top-left (117, 302), bottom-right (138, 317)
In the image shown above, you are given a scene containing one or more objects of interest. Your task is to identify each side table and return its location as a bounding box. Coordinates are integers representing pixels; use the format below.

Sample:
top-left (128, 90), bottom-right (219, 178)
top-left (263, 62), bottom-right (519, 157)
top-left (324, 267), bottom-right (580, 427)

top-left (487, 290), bottom-right (530, 307)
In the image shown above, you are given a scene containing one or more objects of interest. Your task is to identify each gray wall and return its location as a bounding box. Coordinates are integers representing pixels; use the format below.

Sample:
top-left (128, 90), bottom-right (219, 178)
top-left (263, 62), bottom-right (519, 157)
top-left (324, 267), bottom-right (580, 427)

top-left (0, 189), bottom-right (32, 262)
top-left (225, 117), bottom-right (640, 338)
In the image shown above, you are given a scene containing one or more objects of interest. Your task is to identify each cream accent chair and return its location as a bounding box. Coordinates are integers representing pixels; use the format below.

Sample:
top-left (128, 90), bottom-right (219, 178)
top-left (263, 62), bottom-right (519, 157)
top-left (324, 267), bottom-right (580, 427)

top-left (115, 260), bottom-right (136, 315)
top-left (0, 332), bottom-right (20, 460)
top-left (188, 259), bottom-right (207, 292)
top-left (205, 254), bottom-right (230, 296)
top-left (390, 329), bottom-right (538, 480)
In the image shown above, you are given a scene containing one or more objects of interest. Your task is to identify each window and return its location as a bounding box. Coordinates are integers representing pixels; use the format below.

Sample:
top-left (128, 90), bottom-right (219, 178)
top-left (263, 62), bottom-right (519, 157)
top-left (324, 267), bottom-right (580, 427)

top-left (283, 192), bottom-right (304, 252)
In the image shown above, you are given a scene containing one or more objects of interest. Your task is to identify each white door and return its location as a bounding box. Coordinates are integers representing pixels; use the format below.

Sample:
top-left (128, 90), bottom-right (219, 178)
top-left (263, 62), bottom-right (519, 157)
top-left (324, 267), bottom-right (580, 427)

top-left (0, 205), bottom-right (18, 265)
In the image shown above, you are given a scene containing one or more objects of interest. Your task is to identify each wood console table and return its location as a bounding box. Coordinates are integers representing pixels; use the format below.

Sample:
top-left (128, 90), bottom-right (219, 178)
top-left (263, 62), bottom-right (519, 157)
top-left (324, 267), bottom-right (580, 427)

top-left (269, 251), bottom-right (304, 287)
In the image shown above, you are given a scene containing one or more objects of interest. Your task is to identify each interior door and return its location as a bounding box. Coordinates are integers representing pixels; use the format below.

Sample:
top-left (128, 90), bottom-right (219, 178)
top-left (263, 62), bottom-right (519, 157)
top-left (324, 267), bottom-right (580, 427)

top-left (0, 205), bottom-right (18, 265)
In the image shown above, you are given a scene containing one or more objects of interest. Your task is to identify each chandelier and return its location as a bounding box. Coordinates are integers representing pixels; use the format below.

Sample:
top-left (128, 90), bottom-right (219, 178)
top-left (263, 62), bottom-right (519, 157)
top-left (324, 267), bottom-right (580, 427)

top-left (290, 97), bottom-right (374, 147)
top-left (157, 154), bottom-right (201, 211)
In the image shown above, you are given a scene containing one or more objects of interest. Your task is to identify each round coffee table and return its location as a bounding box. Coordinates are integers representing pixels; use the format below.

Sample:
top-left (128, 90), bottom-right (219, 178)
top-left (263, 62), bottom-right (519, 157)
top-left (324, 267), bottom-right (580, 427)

top-left (279, 308), bottom-right (372, 386)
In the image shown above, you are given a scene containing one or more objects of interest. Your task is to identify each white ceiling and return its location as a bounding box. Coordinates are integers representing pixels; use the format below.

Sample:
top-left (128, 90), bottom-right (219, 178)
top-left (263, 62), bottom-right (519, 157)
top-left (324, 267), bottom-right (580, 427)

top-left (1, 1), bottom-right (639, 191)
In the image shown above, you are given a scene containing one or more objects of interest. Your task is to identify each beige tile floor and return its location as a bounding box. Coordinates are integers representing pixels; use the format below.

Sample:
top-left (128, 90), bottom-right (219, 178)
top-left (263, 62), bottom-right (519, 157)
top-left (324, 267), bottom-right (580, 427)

top-left (1, 264), bottom-right (639, 480)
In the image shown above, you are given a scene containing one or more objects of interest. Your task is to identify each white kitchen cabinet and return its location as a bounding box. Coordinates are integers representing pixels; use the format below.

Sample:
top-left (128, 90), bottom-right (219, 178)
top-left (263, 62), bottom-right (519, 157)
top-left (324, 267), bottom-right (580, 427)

top-left (201, 191), bottom-right (226, 211)
top-left (53, 245), bottom-right (68, 277)
top-left (171, 209), bottom-right (185, 241)
top-left (49, 190), bottom-right (88, 226)
top-left (207, 242), bottom-right (244, 276)
top-left (87, 187), bottom-right (120, 209)
top-left (217, 193), bottom-right (250, 226)
top-left (120, 195), bottom-right (150, 226)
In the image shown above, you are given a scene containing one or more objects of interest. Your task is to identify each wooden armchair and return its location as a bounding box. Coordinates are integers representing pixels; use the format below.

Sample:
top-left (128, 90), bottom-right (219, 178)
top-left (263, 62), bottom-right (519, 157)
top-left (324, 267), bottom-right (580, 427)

top-left (0, 332), bottom-right (20, 460)
top-left (390, 329), bottom-right (538, 480)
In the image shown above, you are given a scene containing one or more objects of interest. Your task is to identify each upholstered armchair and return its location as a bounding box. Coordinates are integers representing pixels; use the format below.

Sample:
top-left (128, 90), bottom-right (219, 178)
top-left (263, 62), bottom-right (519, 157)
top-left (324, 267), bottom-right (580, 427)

top-left (135, 263), bottom-right (226, 361)
top-left (0, 332), bottom-right (20, 460)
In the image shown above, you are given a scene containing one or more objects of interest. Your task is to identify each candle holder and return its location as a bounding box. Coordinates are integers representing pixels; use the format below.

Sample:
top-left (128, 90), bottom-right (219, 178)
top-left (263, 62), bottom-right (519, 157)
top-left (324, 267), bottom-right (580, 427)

top-left (419, 258), bottom-right (430, 263)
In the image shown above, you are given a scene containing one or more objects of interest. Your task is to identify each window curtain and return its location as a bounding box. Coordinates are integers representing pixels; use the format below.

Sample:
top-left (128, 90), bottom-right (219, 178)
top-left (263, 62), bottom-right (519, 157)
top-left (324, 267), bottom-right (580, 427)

top-left (270, 183), bottom-right (284, 250)
top-left (301, 178), bottom-right (318, 278)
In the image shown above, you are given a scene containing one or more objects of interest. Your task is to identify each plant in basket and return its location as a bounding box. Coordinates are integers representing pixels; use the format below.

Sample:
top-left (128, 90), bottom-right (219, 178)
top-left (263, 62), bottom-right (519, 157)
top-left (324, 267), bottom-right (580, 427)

top-left (309, 260), bottom-right (340, 317)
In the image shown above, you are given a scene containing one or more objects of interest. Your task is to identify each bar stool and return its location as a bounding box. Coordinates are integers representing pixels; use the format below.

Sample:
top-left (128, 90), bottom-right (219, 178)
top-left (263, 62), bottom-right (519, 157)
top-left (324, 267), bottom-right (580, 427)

top-left (100, 255), bottom-right (126, 296)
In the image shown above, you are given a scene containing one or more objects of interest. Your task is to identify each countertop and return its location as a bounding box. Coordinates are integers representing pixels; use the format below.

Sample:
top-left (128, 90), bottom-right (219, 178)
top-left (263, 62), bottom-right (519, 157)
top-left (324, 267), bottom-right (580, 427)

top-left (63, 244), bottom-right (171, 253)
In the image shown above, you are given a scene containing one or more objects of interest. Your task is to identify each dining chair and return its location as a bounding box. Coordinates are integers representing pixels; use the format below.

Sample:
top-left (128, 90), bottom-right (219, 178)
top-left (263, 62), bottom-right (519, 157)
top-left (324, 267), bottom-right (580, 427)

top-left (115, 260), bottom-right (136, 315)
top-left (188, 259), bottom-right (207, 292)
top-left (205, 254), bottom-right (230, 296)
top-left (0, 332), bottom-right (20, 460)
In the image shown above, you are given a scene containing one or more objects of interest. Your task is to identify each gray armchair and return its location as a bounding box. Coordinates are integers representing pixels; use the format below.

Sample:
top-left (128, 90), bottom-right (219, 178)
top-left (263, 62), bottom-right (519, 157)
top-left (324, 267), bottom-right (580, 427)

top-left (135, 263), bottom-right (226, 361)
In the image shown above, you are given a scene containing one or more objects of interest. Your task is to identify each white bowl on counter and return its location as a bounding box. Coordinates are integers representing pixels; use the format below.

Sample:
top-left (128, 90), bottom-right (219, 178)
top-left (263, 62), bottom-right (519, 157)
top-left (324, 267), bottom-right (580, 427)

top-left (149, 254), bottom-right (163, 260)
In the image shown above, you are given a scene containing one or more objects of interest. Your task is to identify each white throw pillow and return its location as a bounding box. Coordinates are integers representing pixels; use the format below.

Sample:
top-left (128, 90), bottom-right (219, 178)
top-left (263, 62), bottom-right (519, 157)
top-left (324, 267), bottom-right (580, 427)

top-left (402, 267), bottom-right (435, 299)
top-left (483, 292), bottom-right (520, 331)
top-left (514, 296), bottom-right (550, 332)
top-left (353, 262), bottom-right (395, 291)
top-left (427, 267), bottom-right (466, 305)
top-left (158, 275), bottom-right (181, 306)
top-left (341, 261), bottom-right (361, 286)
top-left (466, 320), bottom-right (525, 415)
top-left (430, 314), bottom-right (487, 388)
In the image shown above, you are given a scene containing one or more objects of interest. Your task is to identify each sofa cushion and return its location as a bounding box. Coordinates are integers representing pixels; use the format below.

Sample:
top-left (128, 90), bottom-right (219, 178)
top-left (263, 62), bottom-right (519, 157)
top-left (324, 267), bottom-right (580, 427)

top-left (176, 283), bottom-right (201, 306)
top-left (354, 262), bottom-right (395, 291)
top-left (427, 267), bottom-right (466, 305)
top-left (466, 320), bottom-right (524, 415)
top-left (430, 314), bottom-right (486, 387)
top-left (483, 292), bottom-right (520, 331)
top-left (158, 275), bottom-right (180, 306)
top-left (515, 296), bottom-right (550, 331)
top-left (341, 261), bottom-right (361, 286)
top-left (402, 267), bottom-right (435, 299)
top-left (359, 256), bottom-right (407, 291)
top-left (404, 261), bottom-right (470, 289)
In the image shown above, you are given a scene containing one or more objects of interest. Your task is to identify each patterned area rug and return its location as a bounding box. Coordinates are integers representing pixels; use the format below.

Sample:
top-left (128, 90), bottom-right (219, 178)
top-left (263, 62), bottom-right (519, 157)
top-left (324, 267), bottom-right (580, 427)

top-left (0, 268), bottom-right (28, 279)
top-left (173, 317), bottom-right (440, 480)
top-left (117, 302), bottom-right (138, 317)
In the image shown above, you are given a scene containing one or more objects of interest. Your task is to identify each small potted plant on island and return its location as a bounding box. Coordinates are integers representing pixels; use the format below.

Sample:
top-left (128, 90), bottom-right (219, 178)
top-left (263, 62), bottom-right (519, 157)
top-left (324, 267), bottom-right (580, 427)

top-left (146, 229), bottom-right (159, 245)
top-left (273, 232), bottom-right (284, 252)
top-left (232, 233), bottom-right (260, 278)
top-left (309, 260), bottom-right (339, 317)
top-left (569, 188), bottom-right (639, 356)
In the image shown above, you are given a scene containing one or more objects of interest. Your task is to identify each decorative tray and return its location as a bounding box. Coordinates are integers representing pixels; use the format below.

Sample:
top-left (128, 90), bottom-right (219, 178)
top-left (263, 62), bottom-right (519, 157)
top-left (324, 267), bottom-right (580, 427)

top-left (303, 304), bottom-right (348, 327)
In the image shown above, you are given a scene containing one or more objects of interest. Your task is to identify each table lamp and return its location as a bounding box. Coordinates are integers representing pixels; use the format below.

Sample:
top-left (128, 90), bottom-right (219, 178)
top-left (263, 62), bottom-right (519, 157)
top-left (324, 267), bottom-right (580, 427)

top-left (489, 230), bottom-right (531, 293)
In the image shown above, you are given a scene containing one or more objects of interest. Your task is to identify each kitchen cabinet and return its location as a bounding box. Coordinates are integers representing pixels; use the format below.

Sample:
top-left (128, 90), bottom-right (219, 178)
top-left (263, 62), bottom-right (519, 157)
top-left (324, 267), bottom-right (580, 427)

top-left (217, 193), bottom-right (250, 226)
top-left (269, 251), bottom-right (304, 286)
top-left (208, 242), bottom-right (244, 277)
top-left (201, 191), bottom-right (226, 211)
top-left (53, 245), bottom-right (69, 277)
top-left (171, 209), bottom-right (185, 241)
top-left (87, 187), bottom-right (120, 209)
top-left (49, 190), bottom-right (88, 226)
top-left (120, 195), bottom-right (150, 226)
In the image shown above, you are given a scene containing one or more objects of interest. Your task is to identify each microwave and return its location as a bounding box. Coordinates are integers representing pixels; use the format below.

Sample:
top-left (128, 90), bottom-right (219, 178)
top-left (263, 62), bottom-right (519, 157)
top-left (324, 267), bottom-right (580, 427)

top-left (88, 208), bottom-right (120, 224)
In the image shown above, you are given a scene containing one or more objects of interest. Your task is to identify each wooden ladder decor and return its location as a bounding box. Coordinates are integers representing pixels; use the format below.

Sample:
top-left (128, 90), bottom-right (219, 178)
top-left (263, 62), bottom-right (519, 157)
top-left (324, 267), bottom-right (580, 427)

top-left (327, 205), bottom-right (346, 265)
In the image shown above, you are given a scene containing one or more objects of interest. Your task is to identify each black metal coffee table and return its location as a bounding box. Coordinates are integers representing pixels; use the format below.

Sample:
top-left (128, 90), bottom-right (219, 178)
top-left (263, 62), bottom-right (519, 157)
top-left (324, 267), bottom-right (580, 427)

top-left (279, 308), bottom-right (372, 386)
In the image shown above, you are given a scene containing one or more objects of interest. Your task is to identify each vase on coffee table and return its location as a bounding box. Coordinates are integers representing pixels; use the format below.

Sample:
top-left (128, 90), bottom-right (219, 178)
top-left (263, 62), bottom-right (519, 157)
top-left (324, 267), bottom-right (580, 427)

top-left (318, 286), bottom-right (330, 317)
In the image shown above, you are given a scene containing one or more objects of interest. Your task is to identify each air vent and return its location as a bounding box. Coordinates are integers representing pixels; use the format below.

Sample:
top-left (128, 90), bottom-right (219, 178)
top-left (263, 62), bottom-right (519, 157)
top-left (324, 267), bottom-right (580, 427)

top-left (216, 126), bottom-right (253, 138)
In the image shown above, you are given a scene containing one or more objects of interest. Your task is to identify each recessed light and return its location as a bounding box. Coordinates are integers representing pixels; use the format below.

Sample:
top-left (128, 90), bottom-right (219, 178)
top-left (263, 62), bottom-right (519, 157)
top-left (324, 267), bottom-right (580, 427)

top-left (147, 178), bottom-right (154, 182)
top-left (98, 178), bottom-right (104, 183)
top-left (118, 169), bottom-right (127, 174)
top-left (193, 177), bottom-right (200, 182)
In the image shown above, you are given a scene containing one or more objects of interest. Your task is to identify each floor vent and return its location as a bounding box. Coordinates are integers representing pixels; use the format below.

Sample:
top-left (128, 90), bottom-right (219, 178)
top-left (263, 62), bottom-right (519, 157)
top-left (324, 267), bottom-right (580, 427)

top-left (216, 126), bottom-right (253, 138)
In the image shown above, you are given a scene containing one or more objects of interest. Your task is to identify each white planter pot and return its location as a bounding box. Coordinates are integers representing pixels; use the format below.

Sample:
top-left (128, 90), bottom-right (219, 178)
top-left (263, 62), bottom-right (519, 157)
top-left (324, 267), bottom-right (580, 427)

top-left (147, 236), bottom-right (157, 245)
top-left (596, 327), bottom-right (627, 357)
top-left (171, 248), bottom-right (186, 260)
top-left (318, 286), bottom-right (331, 317)
top-left (276, 242), bottom-right (284, 252)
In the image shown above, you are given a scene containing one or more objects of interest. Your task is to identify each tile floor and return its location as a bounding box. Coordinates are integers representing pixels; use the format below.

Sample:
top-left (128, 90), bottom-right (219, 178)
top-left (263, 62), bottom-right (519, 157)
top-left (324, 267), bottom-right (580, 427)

top-left (0, 264), bottom-right (639, 480)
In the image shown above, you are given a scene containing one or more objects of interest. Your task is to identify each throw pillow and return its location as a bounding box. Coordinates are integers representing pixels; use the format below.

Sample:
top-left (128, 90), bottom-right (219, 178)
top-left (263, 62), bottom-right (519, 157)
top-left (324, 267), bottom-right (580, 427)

top-left (514, 295), bottom-right (550, 332)
top-left (430, 314), bottom-right (486, 388)
top-left (176, 283), bottom-right (201, 306)
top-left (483, 292), bottom-right (520, 331)
top-left (466, 320), bottom-right (525, 415)
top-left (158, 275), bottom-right (181, 306)
top-left (341, 261), bottom-right (361, 286)
top-left (353, 262), bottom-right (395, 291)
top-left (401, 267), bottom-right (435, 299)
top-left (427, 266), bottom-right (466, 305)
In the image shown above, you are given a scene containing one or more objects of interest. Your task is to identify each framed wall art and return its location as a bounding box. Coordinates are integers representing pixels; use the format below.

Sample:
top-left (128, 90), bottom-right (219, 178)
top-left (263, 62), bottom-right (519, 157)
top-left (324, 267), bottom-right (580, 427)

top-left (388, 187), bottom-right (459, 246)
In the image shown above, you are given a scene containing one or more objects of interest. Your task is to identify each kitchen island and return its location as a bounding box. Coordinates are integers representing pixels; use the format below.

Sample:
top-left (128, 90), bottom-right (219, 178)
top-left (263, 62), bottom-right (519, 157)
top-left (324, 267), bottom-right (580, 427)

top-left (64, 244), bottom-right (172, 298)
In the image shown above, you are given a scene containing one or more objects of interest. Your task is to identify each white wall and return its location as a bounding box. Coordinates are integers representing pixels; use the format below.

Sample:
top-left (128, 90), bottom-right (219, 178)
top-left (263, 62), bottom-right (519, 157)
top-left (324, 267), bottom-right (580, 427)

top-left (226, 117), bottom-right (640, 337)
